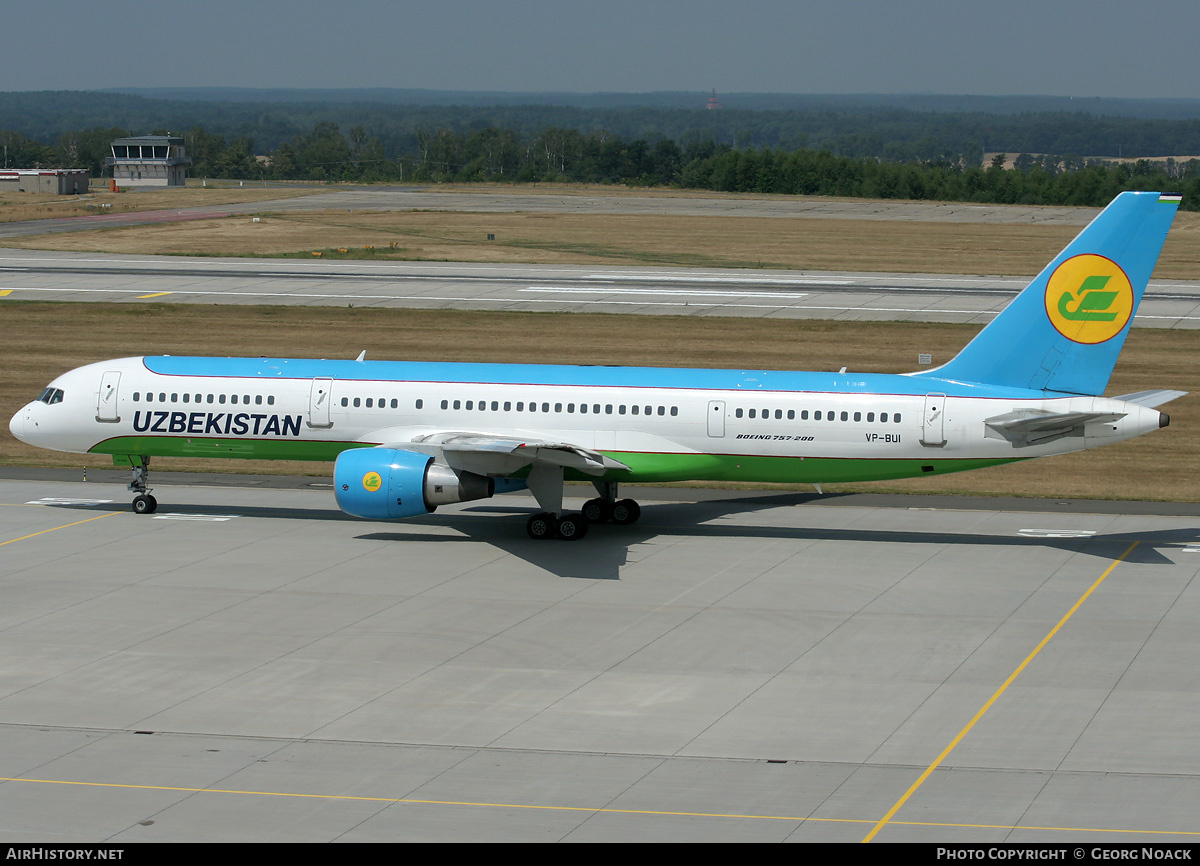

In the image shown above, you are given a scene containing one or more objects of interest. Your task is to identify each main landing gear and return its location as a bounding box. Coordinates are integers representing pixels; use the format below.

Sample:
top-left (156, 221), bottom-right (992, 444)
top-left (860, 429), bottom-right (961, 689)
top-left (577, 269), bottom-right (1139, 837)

top-left (126, 455), bottom-right (158, 514)
top-left (524, 477), bottom-right (642, 541)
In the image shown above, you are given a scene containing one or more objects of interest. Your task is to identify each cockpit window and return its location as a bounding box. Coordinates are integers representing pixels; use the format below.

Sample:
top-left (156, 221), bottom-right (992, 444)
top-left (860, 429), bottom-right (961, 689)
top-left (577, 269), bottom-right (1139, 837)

top-left (37, 388), bottom-right (64, 405)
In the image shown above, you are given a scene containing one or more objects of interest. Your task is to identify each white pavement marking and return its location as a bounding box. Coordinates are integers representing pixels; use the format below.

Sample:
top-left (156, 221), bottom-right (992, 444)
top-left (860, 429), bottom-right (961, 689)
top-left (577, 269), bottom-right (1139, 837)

top-left (26, 497), bottom-right (114, 506)
top-left (523, 287), bottom-right (811, 299)
top-left (1018, 528), bottom-right (1097, 538)
top-left (151, 514), bottom-right (240, 521)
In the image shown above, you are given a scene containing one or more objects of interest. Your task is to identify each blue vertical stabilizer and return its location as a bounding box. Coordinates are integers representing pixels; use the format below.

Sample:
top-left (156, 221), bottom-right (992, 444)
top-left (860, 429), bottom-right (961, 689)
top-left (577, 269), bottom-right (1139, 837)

top-left (914, 191), bottom-right (1180, 395)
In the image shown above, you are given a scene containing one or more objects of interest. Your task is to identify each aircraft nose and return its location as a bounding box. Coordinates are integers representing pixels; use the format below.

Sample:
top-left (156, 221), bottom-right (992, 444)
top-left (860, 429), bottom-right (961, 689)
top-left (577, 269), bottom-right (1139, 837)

top-left (9, 407), bottom-right (27, 443)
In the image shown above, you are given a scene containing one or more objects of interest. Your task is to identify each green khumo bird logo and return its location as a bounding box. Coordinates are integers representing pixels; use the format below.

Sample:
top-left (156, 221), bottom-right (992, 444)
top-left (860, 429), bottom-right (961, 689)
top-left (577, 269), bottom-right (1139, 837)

top-left (1056, 275), bottom-right (1120, 322)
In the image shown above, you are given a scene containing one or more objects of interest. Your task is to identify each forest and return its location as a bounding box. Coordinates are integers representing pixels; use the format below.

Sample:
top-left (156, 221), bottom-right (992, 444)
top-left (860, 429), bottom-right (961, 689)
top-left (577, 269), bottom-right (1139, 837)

top-left (1, 90), bottom-right (1198, 209)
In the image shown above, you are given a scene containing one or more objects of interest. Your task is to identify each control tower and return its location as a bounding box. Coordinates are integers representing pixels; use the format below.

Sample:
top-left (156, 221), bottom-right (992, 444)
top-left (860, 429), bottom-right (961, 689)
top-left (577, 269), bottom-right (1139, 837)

top-left (106, 135), bottom-right (191, 187)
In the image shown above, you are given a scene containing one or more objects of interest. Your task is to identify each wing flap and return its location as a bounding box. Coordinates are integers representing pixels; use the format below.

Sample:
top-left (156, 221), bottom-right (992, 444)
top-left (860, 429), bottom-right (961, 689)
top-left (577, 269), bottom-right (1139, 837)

top-left (375, 430), bottom-right (630, 477)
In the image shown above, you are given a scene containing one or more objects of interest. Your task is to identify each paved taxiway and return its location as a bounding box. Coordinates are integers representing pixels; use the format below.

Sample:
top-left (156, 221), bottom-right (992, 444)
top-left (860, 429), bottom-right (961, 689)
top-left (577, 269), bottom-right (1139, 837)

top-left (5, 249), bottom-right (1200, 328)
top-left (2, 474), bottom-right (1198, 842)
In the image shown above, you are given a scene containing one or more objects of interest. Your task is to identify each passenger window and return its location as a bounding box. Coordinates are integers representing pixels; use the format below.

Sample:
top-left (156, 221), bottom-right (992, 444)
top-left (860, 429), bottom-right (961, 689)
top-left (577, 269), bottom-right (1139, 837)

top-left (606, 405), bottom-right (613, 414)
top-left (787, 410), bottom-right (794, 420)
top-left (593, 404), bottom-right (601, 414)
top-left (542, 403), bottom-right (550, 413)
top-left (465, 401), bottom-right (473, 410)
top-left (801, 410), bottom-right (808, 420)
top-left (504, 402), bottom-right (511, 411)
top-left (171, 393), bottom-right (178, 402)
top-left (415, 399), bottom-right (423, 409)
top-left (366, 398), bottom-right (374, 408)
top-left (267, 396), bottom-right (274, 406)
top-left (670, 407), bottom-right (677, 416)
top-left (453, 400), bottom-right (461, 409)
top-left (749, 409), bottom-right (756, 419)
top-left (555, 403), bottom-right (562, 413)
top-left (735, 408), bottom-right (743, 418)
top-left (841, 411), bottom-right (848, 421)
top-left (881, 413), bottom-right (888, 422)
top-left (257, 395), bottom-right (264, 405)
top-left (618, 405), bottom-right (626, 415)
top-left (894, 413), bottom-right (902, 423)
top-left (207, 394), bottom-right (214, 404)
top-left (632, 405), bottom-right (640, 415)
top-left (814, 410), bottom-right (821, 420)
top-left (441, 400), bottom-right (448, 409)
top-left (854, 412), bottom-right (861, 422)
top-left (517, 402), bottom-right (524, 411)
top-left (133, 392), bottom-right (140, 402)
top-left (354, 398), bottom-right (361, 408)
top-left (775, 409), bottom-right (782, 419)
top-left (491, 401), bottom-right (498, 411)
top-left (159, 393), bottom-right (166, 402)
top-left (867, 412), bottom-right (875, 422)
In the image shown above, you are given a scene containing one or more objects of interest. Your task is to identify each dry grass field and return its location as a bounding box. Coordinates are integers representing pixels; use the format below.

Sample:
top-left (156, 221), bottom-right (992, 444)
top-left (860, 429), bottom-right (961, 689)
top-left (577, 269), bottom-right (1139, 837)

top-left (3, 302), bottom-right (1197, 501)
top-left (6, 206), bottom-right (1199, 278)
top-left (0, 184), bottom-right (318, 223)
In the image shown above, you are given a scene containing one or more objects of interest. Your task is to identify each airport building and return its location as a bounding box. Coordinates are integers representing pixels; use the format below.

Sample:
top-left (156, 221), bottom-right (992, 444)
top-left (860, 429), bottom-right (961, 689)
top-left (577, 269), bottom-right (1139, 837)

top-left (0, 168), bottom-right (90, 194)
top-left (106, 135), bottom-right (190, 187)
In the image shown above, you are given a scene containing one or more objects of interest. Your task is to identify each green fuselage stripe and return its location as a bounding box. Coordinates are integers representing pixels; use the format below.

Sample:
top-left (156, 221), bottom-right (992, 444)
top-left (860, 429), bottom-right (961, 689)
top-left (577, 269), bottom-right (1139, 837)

top-left (91, 437), bottom-right (1022, 484)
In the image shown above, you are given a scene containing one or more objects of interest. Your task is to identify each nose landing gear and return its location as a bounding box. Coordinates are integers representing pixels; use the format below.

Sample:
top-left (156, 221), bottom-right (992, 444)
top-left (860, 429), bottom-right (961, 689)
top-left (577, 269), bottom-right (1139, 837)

top-left (125, 456), bottom-right (157, 514)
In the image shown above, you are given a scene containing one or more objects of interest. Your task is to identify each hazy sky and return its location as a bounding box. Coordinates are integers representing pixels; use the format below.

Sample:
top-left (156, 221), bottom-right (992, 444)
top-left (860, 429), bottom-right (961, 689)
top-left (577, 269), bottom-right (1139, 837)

top-left (6, 0), bottom-right (1198, 98)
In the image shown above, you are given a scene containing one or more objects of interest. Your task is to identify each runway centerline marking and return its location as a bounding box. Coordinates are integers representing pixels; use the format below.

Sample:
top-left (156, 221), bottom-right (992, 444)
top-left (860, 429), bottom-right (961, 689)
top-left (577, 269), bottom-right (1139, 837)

top-left (523, 287), bottom-right (811, 299)
top-left (861, 540), bottom-right (1141, 843)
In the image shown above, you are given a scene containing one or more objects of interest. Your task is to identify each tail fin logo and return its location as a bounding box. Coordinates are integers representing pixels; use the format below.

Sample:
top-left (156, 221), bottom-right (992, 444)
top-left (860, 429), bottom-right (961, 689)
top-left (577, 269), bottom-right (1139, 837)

top-left (1044, 254), bottom-right (1134, 344)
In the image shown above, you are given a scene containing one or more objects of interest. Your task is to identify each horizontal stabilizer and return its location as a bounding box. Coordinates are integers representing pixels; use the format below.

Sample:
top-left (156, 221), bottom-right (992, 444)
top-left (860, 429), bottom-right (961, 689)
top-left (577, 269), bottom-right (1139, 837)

top-left (1112, 389), bottom-right (1187, 408)
top-left (984, 409), bottom-right (1124, 447)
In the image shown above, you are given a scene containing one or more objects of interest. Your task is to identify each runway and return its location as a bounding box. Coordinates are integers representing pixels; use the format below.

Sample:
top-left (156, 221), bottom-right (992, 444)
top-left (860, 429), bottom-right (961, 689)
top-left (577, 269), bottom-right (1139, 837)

top-left (4, 249), bottom-right (1200, 327)
top-left (2, 473), bottom-right (1198, 842)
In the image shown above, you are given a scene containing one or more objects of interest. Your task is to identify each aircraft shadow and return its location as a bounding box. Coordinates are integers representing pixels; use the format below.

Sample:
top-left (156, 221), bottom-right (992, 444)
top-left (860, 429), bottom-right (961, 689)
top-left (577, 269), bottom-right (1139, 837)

top-left (37, 497), bottom-right (1198, 581)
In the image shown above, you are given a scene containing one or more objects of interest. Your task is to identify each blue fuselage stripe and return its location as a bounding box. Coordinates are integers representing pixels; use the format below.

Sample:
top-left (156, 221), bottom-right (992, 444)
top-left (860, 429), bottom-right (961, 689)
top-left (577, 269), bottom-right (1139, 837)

top-left (142, 357), bottom-right (1050, 400)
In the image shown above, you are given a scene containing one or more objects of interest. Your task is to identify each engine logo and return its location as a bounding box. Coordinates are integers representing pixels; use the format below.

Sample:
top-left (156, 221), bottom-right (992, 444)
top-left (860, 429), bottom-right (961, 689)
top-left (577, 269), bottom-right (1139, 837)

top-left (1044, 254), bottom-right (1133, 344)
top-left (362, 471), bottom-right (383, 492)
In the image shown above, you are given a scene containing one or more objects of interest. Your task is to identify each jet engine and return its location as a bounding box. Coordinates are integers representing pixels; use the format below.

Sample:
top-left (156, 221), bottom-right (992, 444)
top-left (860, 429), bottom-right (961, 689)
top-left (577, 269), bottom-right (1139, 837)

top-left (334, 447), bottom-right (495, 520)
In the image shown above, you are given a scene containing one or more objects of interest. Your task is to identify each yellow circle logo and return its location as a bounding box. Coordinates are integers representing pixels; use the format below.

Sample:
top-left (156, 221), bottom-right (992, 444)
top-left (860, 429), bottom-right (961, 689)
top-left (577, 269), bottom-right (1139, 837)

top-left (1044, 254), bottom-right (1134, 345)
top-left (362, 471), bottom-right (382, 493)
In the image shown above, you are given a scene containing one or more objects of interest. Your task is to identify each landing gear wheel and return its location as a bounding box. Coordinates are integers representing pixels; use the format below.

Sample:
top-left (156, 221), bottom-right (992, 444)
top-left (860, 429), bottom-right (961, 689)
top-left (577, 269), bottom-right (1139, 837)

top-left (556, 513), bottom-right (589, 541)
top-left (611, 498), bottom-right (641, 525)
top-left (582, 498), bottom-right (613, 524)
top-left (132, 494), bottom-right (158, 515)
top-left (526, 512), bottom-right (558, 540)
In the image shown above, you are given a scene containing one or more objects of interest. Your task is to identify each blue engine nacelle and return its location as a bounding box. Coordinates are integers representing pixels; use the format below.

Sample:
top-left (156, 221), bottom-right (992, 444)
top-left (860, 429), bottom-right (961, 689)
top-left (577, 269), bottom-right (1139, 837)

top-left (334, 448), bottom-right (496, 520)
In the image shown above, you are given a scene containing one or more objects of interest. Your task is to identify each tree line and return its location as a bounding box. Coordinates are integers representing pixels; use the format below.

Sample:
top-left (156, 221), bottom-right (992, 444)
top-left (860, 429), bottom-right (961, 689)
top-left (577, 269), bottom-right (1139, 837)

top-left (2, 123), bottom-right (1196, 210)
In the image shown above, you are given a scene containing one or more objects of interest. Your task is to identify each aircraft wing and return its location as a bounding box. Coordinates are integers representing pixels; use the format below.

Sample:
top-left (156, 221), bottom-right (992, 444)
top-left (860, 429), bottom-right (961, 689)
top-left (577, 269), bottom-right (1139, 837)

top-left (372, 430), bottom-right (630, 477)
top-left (984, 409), bottom-right (1125, 446)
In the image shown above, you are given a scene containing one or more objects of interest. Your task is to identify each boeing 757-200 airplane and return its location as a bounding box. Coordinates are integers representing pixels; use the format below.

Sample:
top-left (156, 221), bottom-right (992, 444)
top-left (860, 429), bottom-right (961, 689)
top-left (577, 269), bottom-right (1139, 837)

top-left (10, 191), bottom-right (1185, 540)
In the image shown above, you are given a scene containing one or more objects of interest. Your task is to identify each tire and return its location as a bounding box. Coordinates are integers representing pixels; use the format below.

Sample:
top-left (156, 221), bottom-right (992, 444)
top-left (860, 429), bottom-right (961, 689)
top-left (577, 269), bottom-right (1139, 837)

top-left (132, 494), bottom-right (156, 515)
top-left (556, 513), bottom-right (589, 541)
top-left (611, 499), bottom-right (641, 525)
top-left (526, 512), bottom-right (557, 540)
top-left (582, 498), bottom-right (612, 523)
